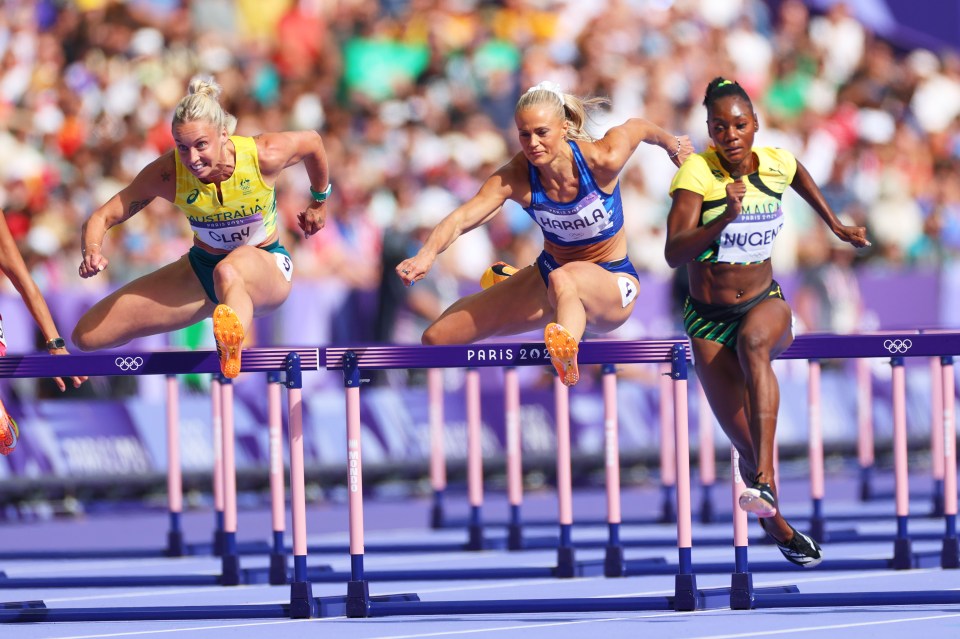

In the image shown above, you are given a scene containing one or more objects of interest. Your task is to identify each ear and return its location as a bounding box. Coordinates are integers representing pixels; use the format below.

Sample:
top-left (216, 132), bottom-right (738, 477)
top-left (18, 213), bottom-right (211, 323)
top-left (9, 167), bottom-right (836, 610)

top-left (753, 114), bottom-right (760, 131)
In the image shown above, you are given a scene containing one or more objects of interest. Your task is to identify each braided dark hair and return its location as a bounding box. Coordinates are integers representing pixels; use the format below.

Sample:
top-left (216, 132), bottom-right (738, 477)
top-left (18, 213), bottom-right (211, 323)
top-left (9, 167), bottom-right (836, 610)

top-left (703, 77), bottom-right (753, 111)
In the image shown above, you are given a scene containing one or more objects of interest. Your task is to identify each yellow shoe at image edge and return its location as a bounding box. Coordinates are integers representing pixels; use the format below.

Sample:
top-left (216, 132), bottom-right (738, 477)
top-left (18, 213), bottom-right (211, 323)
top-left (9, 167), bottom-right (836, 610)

top-left (213, 304), bottom-right (244, 379)
top-left (480, 261), bottom-right (519, 290)
top-left (544, 322), bottom-right (580, 387)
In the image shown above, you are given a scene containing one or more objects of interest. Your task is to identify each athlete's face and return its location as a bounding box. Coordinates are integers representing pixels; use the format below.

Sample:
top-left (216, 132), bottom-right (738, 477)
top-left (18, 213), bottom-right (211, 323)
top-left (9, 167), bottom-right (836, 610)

top-left (707, 96), bottom-right (758, 169)
top-left (516, 106), bottom-right (568, 165)
top-left (173, 120), bottom-right (228, 181)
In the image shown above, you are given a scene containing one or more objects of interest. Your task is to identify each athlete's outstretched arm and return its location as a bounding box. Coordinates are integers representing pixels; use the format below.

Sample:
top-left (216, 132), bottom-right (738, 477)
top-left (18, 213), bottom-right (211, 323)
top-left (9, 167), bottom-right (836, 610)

top-left (79, 154), bottom-right (173, 278)
top-left (594, 119), bottom-right (694, 176)
top-left (395, 158), bottom-right (520, 286)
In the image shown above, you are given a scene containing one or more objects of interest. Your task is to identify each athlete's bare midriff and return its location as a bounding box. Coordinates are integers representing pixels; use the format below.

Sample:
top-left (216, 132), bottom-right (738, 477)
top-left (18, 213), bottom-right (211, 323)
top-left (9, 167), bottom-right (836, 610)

top-left (543, 229), bottom-right (627, 265)
top-left (687, 259), bottom-right (774, 305)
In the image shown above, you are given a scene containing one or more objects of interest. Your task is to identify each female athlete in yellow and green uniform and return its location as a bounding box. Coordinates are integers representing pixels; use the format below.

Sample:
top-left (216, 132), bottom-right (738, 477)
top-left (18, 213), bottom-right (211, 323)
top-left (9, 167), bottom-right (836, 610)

top-left (74, 76), bottom-right (330, 378)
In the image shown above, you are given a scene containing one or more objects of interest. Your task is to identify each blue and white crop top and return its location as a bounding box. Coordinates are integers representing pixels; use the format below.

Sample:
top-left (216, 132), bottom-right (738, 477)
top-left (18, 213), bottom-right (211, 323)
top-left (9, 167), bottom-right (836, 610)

top-left (524, 140), bottom-right (624, 247)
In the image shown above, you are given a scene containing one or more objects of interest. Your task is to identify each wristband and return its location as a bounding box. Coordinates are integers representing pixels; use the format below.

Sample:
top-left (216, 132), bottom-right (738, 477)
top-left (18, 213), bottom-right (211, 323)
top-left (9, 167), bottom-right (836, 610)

top-left (668, 136), bottom-right (681, 159)
top-left (46, 337), bottom-right (66, 350)
top-left (310, 184), bottom-right (332, 202)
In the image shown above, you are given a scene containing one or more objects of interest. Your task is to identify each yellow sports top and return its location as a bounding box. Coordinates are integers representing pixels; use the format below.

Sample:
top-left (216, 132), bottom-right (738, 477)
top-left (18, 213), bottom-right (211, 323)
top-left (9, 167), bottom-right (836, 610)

top-left (669, 146), bottom-right (797, 264)
top-left (174, 135), bottom-right (277, 250)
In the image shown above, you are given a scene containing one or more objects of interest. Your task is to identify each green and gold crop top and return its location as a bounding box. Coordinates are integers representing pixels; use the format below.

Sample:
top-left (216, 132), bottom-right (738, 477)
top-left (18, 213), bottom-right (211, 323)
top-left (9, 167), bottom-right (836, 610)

top-left (173, 135), bottom-right (278, 250)
top-left (669, 146), bottom-right (797, 264)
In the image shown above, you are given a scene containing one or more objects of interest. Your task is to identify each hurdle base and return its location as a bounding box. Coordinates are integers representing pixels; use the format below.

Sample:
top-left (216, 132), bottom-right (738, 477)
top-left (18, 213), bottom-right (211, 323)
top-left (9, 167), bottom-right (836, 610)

top-left (220, 555), bottom-right (241, 586)
top-left (346, 580), bottom-right (370, 618)
top-left (730, 572), bottom-right (754, 610)
top-left (674, 574), bottom-right (701, 611)
top-left (430, 500), bottom-right (444, 530)
top-left (941, 537), bottom-right (959, 569)
top-left (555, 546), bottom-right (577, 578)
top-left (269, 553), bottom-right (289, 585)
top-left (507, 524), bottom-right (524, 550)
top-left (604, 545), bottom-right (625, 577)
top-left (290, 581), bottom-right (317, 619)
top-left (466, 524), bottom-right (485, 551)
top-left (892, 538), bottom-right (912, 570)
top-left (165, 530), bottom-right (184, 558)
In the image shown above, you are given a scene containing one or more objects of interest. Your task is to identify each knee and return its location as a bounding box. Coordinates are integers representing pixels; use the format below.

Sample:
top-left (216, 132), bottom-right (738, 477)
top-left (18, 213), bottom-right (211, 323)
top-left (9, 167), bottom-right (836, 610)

top-left (737, 329), bottom-right (773, 362)
top-left (71, 321), bottom-right (96, 352)
top-left (421, 323), bottom-right (444, 346)
top-left (546, 266), bottom-right (576, 297)
top-left (212, 261), bottom-right (241, 291)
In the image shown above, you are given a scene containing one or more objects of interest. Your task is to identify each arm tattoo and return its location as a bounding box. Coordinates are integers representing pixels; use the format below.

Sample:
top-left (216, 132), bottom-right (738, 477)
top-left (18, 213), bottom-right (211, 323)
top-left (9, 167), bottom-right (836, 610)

top-left (127, 199), bottom-right (151, 216)
top-left (160, 170), bottom-right (171, 182)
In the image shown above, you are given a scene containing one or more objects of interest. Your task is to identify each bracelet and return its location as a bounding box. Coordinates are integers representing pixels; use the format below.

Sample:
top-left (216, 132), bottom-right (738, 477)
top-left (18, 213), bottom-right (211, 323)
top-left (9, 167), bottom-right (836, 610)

top-left (82, 243), bottom-right (100, 255)
top-left (310, 184), bottom-right (332, 202)
top-left (668, 136), bottom-right (681, 159)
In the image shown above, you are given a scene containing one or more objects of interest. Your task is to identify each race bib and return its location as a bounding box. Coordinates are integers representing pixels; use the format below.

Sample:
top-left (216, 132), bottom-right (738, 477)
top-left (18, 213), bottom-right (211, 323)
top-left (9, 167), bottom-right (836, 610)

top-left (275, 252), bottom-right (293, 282)
top-left (617, 277), bottom-right (638, 308)
top-left (190, 215), bottom-right (269, 250)
top-left (532, 192), bottom-right (612, 242)
top-left (0, 314), bottom-right (6, 356)
top-left (716, 211), bottom-right (783, 263)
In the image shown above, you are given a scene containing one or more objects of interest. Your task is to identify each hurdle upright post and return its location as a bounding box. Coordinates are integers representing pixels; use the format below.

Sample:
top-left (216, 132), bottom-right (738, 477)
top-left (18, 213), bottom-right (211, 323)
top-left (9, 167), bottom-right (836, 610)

top-left (164, 374), bottom-right (184, 557)
top-left (342, 351), bottom-right (371, 618)
top-left (427, 368), bottom-right (447, 529)
top-left (671, 342), bottom-right (702, 611)
top-left (267, 370), bottom-right (288, 585)
top-left (504, 366), bottom-right (524, 550)
top-left (931, 357), bottom-right (946, 517)
top-left (210, 375), bottom-right (226, 555)
top-left (941, 356), bottom-right (959, 568)
top-left (218, 375), bottom-right (241, 585)
top-left (856, 358), bottom-right (875, 501)
top-left (601, 363), bottom-right (625, 577)
top-left (890, 357), bottom-right (913, 569)
top-left (659, 363), bottom-right (678, 523)
top-left (465, 367), bottom-right (485, 550)
top-left (286, 352), bottom-right (317, 619)
top-left (554, 373), bottom-right (576, 577)
top-left (807, 360), bottom-right (826, 542)
top-left (729, 447), bottom-right (754, 609)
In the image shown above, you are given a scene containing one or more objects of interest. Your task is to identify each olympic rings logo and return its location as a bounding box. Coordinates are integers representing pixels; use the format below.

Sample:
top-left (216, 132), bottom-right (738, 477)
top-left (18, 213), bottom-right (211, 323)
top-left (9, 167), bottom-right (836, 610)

top-left (883, 339), bottom-right (913, 354)
top-left (115, 356), bottom-right (144, 371)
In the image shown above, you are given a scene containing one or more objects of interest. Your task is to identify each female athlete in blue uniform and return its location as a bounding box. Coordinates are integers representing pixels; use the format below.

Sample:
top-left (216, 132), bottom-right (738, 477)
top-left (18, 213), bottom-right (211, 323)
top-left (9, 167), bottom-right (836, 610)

top-left (396, 82), bottom-right (692, 385)
top-left (665, 77), bottom-right (869, 567)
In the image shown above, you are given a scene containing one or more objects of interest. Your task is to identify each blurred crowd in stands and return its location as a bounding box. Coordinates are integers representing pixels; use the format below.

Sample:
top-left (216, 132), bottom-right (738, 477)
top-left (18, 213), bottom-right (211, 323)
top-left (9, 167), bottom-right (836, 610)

top-left (1, 0), bottom-right (959, 345)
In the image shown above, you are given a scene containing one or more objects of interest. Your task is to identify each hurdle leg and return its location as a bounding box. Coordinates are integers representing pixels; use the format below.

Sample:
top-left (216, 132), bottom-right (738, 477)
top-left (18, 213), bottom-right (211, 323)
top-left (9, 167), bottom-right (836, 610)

top-left (671, 344), bottom-right (701, 611)
top-left (730, 447), bottom-right (754, 609)
top-left (891, 357), bottom-right (913, 569)
top-left (219, 377), bottom-right (241, 585)
top-left (941, 357), bottom-right (959, 568)
top-left (856, 359), bottom-right (875, 501)
top-left (286, 353), bottom-right (316, 618)
top-left (504, 367), bottom-right (525, 550)
top-left (931, 357), bottom-right (946, 517)
top-left (165, 375), bottom-right (185, 557)
top-left (601, 364), bottom-right (625, 576)
top-left (554, 374), bottom-right (576, 577)
top-left (659, 363), bottom-right (677, 523)
top-left (427, 369), bottom-right (447, 529)
top-left (465, 368), bottom-right (485, 550)
top-left (697, 379), bottom-right (717, 524)
top-left (341, 352), bottom-right (371, 618)
top-left (808, 361), bottom-right (826, 542)
top-left (267, 371), bottom-right (288, 585)
top-left (210, 376), bottom-right (226, 556)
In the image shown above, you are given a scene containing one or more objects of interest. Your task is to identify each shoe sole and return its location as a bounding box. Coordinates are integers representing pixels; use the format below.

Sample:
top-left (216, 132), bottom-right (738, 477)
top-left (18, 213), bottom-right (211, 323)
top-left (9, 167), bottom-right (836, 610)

top-left (213, 304), bottom-right (244, 379)
top-left (544, 323), bottom-right (579, 387)
top-left (738, 488), bottom-right (777, 517)
top-left (480, 262), bottom-right (518, 290)
top-left (0, 413), bottom-right (18, 456)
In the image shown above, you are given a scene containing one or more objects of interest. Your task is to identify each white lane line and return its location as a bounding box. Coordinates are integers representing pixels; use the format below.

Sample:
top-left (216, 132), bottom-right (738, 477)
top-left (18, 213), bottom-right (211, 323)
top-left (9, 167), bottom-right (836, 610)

top-left (681, 611), bottom-right (960, 639)
top-left (31, 617), bottom-right (330, 639)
